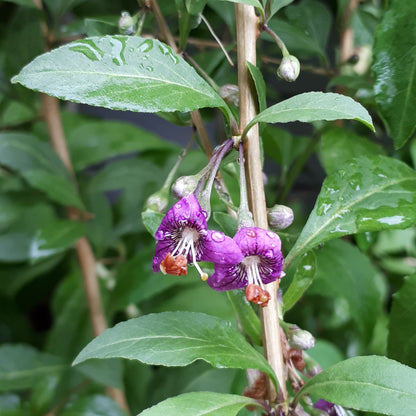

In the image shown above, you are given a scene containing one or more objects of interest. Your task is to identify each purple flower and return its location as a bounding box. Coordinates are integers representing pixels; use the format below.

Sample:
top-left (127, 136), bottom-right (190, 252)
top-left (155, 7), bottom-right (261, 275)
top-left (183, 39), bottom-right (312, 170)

top-left (207, 227), bottom-right (284, 305)
top-left (153, 194), bottom-right (242, 279)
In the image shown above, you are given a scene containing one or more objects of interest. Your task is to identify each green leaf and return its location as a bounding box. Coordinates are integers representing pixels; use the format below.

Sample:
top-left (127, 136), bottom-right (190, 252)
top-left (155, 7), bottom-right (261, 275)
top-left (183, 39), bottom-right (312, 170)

top-left (67, 120), bottom-right (172, 171)
top-left (285, 155), bottom-right (416, 266)
top-left (0, 233), bottom-right (32, 263)
top-left (29, 220), bottom-right (85, 262)
top-left (247, 61), bottom-right (267, 113)
top-left (388, 275), bottom-right (416, 368)
top-left (0, 132), bottom-right (68, 176)
top-left (73, 311), bottom-right (278, 388)
top-left (244, 92), bottom-right (374, 136)
top-left (212, 212), bottom-right (237, 237)
top-left (284, 0), bottom-right (332, 63)
top-left (12, 36), bottom-right (227, 115)
top-left (320, 127), bottom-right (385, 175)
top-left (309, 240), bottom-right (385, 343)
top-left (215, 0), bottom-right (263, 9)
top-left (373, 1), bottom-right (416, 148)
top-left (226, 291), bottom-right (262, 346)
top-left (58, 395), bottom-right (127, 416)
top-left (42, 0), bottom-right (86, 23)
top-left (137, 392), bottom-right (262, 416)
top-left (296, 356), bottom-right (416, 416)
top-left (141, 210), bottom-right (164, 236)
top-left (0, 393), bottom-right (22, 416)
top-left (0, 0), bottom-right (36, 7)
top-left (283, 251), bottom-right (316, 312)
top-left (267, 0), bottom-right (294, 20)
top-left (22, 170), bottom-right (84, 210)
top-left (0, 344), bottom-right (65, 391)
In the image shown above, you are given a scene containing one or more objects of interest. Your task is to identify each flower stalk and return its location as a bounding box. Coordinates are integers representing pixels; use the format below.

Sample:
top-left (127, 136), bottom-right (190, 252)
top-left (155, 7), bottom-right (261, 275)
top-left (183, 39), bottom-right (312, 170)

top-left (235, 3), bottom-right (288, 406)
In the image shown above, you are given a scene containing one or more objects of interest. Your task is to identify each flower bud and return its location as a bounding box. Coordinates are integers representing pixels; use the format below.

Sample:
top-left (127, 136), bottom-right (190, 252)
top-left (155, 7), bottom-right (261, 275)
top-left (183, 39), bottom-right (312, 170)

top-left (268, 204), bottom-right (294, 230)
top-left (288, 325), bottom-right (316, 350)
top-left (277, 55), bottom-right (300, 82)
top-left (145, 189), bottom-right (169, 213)
top-left (219, 84), bottom-right (239, 107)
top-left (304, 353), bottom-right (322, 377)
top-left (118, 11), bottom-right (135, 35)
top-left (171, 175), bottom-right (198, 199)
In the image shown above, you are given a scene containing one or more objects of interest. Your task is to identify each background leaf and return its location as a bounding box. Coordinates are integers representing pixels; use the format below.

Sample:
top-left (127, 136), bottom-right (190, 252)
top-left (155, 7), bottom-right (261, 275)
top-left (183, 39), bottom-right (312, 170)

top-left (245, 92), bottom-right (374, 135)
top-left (388, 274), bottom-right (416, 368)
top-left (73, 311), bottom-right (277, 388)
top-left (373, 0), bottom-right (416, 148)
top-left (12, 36), bottom-right (227, 114)
top-left (58, 395), bottom-right (127, 416)
top-left (296, 356), bottom-right (416, 416)
top-left (137, 392), bottom-right (262, 416)
top-left (285, 155), bottom-right (416, 266)
top-left (0, 344), bottom-right (65, 391)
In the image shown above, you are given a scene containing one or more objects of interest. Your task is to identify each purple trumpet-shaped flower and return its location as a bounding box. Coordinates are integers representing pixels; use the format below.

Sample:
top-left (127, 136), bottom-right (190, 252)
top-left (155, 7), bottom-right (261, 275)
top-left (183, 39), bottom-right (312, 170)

top-left (207, 227), bottom-right (284, 306)
top-left (153, 193), bottom-right (242, 280)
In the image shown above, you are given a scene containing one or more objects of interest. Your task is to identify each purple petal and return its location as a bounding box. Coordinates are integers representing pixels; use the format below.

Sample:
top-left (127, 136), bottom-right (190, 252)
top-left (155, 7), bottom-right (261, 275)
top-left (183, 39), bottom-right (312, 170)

top-left (152, 239), bottom-right (174, 272)
top-left (207, 263), bottom-right (247, 291)
top-left (234, 227), bottom-right (281, 257)
top-left (314, 399), bottom-right (335, 413)
top-left (201, 230), bottom-right (244, 264)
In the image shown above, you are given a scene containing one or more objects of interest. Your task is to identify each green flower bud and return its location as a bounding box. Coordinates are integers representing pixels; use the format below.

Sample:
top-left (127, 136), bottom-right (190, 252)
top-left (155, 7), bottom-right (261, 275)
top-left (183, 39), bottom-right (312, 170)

top-left (171, 175), bottom-right (198, 199)
top-left (288, 325), bottom-right (316, 350)
top-left (277, 55), bottom-right (300, 82)
top-left (145, 189), bottom-right (169, 213)
top-left (118, 11), bottom-right (135, 35)
top-left (268, 204), bottom-right (294, 230)
top-left (219, 84), bottom-right (239, 107)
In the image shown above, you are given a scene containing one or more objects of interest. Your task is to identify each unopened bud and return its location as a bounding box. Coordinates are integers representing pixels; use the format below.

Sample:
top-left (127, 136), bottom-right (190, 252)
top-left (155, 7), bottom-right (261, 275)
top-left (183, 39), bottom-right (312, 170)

top-left (277, 55), bottom-right (300, 82)
top-left (118, 11), bottom-right (135, 35)
top-left (219, 84), bottom-right (239, 107)
top-left (171, 175), bottom-right (198, 199)
top-left (288, 325), bottom-right (316, 350)
top-left (304, 353), bottom-right (322, 377)
top-left (145, 189), bottom-right (169, 213)
top-left (268, 204), bottom-right (294, 230)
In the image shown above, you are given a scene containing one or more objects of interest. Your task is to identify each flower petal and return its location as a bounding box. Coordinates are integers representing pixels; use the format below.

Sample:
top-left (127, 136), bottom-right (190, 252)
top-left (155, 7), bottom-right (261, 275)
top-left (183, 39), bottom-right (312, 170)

top-left (152, 239), bottom-right (173, 272)
top-left (234, 227), bottom-right (281, 257)
top-left (207, 264), bottom-right (247, 291)
top-left (201, 230), bottom-right (244, 264)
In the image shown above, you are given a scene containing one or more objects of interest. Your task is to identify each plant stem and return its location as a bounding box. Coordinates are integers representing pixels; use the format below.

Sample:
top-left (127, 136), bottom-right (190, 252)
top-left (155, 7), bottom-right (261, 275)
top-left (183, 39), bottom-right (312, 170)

top-left (41, 94), bottom-right (130, 414)
top-left (235, 4), bottom-right (288, 406)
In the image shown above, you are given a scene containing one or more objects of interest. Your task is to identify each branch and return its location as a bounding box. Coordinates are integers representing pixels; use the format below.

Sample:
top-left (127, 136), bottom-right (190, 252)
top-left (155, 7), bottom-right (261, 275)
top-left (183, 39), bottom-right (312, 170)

top-left (235, 4), bottom-right (288, 406)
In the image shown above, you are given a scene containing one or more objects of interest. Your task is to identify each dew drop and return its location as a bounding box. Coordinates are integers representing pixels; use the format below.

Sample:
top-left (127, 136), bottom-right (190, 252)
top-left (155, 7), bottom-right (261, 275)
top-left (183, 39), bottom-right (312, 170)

top-left (212, 232), bottom-right (225, 242)
top-left (246, 229), bottom-right (256, 238)
top-left (266, 231), bottom-right (276, 239)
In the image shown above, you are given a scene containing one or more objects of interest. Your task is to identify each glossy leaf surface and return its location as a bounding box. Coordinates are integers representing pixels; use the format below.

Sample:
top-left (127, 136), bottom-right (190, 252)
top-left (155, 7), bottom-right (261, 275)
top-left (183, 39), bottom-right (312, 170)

top-left (388, 275), bottom-right (416, 368)
top-left (285, 155), bottom-right (416, 266)
top-left (245, 92), bottom-right (374, 136)
top-left (59, 395), bottom-right (127, 416)
top-left (137, 392), bottom-right (261, 416)
top-left (12, 36), bottom-right (226, 114)
top-left (296, 356), bottom-right (416, 416)
top-left (283, 251), bottom-right (316, 312)
top-left (0, 344), bottom-right (65, 391)
top-left (73, 311), bottom-right (277, 387)
top-left (320, 127), bottom-right (384, 175)
top-left (373, 1), bottom-right (416, 148)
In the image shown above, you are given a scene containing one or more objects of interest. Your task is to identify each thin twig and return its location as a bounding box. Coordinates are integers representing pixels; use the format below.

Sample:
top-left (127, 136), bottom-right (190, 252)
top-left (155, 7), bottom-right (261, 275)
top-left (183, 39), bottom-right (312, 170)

top-left (235, 3), bottom-right (288, 407)
top-left (200, 13), bottom-right (234, 66)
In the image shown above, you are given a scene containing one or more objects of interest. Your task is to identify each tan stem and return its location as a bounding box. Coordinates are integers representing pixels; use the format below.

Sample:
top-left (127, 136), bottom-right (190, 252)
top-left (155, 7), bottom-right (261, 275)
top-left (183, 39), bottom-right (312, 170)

top-left (339, 0), bottom-right (360, 63)
top-left (235, 4), bottom-right (287, 405)
top-left (41, 95), bottom-right (129, 413)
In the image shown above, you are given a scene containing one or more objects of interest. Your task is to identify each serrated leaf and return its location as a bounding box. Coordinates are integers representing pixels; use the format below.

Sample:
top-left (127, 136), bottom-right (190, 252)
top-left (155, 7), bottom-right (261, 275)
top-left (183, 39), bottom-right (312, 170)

top-left (285, 155), bottom-right (416, 266)
top-left (296, 356), bottom-right (416, 416)
top-left (29, 220), bottom-right (85, 262)
top-left (73, 311), bottom-right (277, 388)
top-left (373, 1), bottom-right (416, 148)
top-left (137, 392), bottom-right (262, 416)
top-left (0, 344), bottom-right (65, 391)
top-left (283, 251), bottom-right (316, 312)
top-left (388, 275), bottom-right (416, 368)
top-left (12, 36), bottom-right (227, 115)
top-left (245, 92), bottom-right (374, 137)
